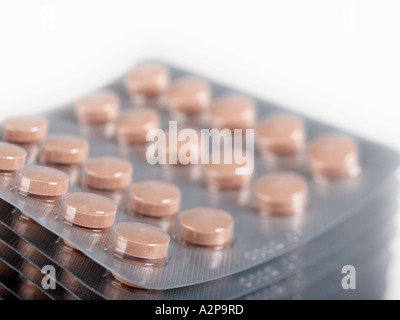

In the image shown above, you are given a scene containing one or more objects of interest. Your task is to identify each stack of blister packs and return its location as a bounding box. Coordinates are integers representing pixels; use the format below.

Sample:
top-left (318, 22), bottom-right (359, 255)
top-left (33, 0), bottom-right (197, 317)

top-left (0, 62), bottom-right (398, 300)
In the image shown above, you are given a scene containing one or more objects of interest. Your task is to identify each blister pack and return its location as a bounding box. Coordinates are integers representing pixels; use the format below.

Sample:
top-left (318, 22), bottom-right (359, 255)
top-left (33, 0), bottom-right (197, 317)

top-left (1, 178), bottom-right (396, 299)
top-left (0, 61), bottom-right (398, 291)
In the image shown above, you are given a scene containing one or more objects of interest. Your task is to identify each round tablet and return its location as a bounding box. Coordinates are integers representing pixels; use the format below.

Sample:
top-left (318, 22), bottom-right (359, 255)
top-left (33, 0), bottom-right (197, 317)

top-left (75, 91), bottom-right (120, 123)
top-left (0, 141), bottom-right (27, 171)
top-left (129, 180), bottom-right (181, 217)
top-left (162, 131), bottom-right (201, 165)
top-left (166, 77), bottom-right (210, 114)
top-left (82, 156), bottom-right (132, 190)
top-left (256, 114), bottom-right (305, 155)
top-left (2, 115), bottom-right (48, 143)
top-left (179, 207), bottom-right (234, 247)
top-left (124, 63), bottom-right (169, 97)
top-left (112, 222), bottom-right (170, 260)
top-left (307, 133), bottom-right (360, 180)
top-left (115, 109), bottom-right (160, 144)
top-left (210, 94), bottom-right (255, 130)
top-left (62, 192), bottom-right (117, 229)
top-left (254, 172), bottom-right (307, 216)
top-left (40, 135), bottom-right (89, 165)
top-left (17, 165), bottom-right (69, 197)
top-left (203, 152), bottom-right (253, 190)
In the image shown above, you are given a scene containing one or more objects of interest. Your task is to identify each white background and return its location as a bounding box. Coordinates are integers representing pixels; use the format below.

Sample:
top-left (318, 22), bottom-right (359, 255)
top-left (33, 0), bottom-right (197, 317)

top-left (0, 0), bottom-right (399, 299)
